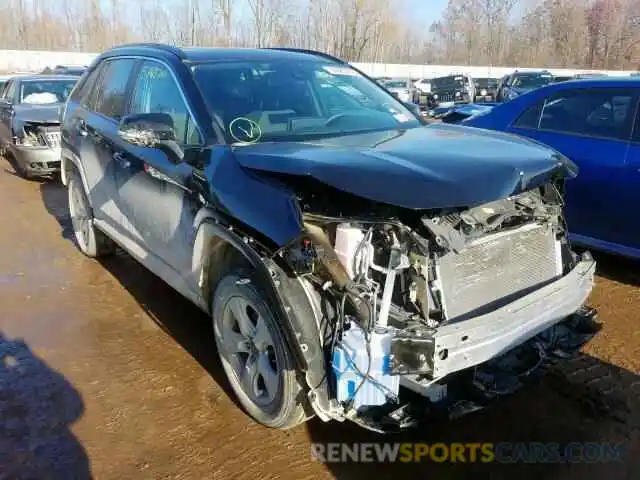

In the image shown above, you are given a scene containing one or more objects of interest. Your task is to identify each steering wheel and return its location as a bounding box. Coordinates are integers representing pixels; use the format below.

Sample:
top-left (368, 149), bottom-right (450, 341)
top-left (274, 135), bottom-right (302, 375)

top-left (324, 111), bottom-right (376, 127)
top-left (324, 112), bottom-right (352, 126)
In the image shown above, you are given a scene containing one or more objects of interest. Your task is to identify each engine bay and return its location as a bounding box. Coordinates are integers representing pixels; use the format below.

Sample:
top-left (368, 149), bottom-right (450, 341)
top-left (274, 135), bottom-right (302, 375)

top-left (278, 184), bottom-right (596, 430)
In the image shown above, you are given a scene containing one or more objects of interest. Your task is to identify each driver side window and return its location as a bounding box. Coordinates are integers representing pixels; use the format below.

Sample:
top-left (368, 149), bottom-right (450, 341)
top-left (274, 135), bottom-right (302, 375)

top-left (129, 61), bottom-right (201, 145)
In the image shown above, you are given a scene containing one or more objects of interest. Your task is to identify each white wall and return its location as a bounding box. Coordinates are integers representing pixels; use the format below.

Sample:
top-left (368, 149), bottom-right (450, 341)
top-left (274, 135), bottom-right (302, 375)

top-left (0, 49), bottom-right (97, 73)
top-left (0, 48), bottom-right (636, 78)
top-left (351, 62), bottom-right (637, 79)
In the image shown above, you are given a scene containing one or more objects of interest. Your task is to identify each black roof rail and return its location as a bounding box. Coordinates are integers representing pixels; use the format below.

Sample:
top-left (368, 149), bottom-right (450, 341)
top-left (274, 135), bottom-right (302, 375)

top-left (109, 42), bottom-right (185, 59)
top-left (265, 47), bottom-right (346, 64)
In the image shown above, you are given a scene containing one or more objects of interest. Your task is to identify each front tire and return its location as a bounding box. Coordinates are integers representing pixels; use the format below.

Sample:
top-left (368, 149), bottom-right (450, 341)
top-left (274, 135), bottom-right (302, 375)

top-left (67, 169), bottom-right (115, 257)
top-left (212, 273), bottom-right (307, 429)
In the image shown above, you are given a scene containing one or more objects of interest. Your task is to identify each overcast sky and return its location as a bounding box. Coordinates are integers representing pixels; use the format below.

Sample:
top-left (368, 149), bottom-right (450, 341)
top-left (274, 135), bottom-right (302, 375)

top-left (402, 0), bottom-right (448, 25)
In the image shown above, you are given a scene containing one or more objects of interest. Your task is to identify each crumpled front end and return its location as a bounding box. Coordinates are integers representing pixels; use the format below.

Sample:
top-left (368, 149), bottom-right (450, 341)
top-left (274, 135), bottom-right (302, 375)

top-left (276, 181), bottom-right (599, 432)
top-left (9, 120), bottom-right (62, 176)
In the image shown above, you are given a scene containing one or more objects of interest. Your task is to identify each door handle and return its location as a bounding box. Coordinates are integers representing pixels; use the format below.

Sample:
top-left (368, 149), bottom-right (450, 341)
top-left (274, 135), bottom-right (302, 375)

top-left (112, 151), bottom-right (130, 168)
top-left (78, 120), bottom-right (88, 137)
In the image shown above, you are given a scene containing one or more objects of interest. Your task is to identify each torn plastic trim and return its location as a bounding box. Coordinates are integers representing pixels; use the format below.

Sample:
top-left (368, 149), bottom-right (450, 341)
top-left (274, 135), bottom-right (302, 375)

top-left (429, 253), bottom-right (595, 378)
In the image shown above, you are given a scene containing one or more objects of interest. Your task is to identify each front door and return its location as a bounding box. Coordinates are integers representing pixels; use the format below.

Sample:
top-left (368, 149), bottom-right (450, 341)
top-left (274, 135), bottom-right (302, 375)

top-left (113, 59), bottom-right (204, 282)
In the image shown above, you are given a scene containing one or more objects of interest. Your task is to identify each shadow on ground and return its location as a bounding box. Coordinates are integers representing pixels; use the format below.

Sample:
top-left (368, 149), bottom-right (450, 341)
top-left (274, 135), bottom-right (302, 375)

top-left (40, 180), bottom-right (76, 242)
top-left (0, 333), bottom-right (91, 479)
top-left (96, 252), bottom-right (242, 408)
top-left (591, 251), bottom-right (640, 287)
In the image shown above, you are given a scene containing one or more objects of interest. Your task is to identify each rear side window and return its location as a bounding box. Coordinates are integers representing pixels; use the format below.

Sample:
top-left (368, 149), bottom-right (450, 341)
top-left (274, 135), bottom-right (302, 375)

top-left (70, 64), bottom-right (103, 106)
top-left (538, 89), bottom-right (637, 141)
top-left (94, 59), bottom-right (136, 120)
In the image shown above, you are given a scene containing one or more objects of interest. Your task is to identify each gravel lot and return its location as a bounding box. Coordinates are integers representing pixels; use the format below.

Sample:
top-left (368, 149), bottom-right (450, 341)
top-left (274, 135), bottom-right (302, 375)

top-left (0, 156), bottom-right (638, 479)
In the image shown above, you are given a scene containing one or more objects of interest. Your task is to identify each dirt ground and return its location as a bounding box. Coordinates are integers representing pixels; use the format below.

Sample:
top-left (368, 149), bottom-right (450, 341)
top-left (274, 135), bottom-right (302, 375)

top-left (0, 156), bottom-right (638, 480)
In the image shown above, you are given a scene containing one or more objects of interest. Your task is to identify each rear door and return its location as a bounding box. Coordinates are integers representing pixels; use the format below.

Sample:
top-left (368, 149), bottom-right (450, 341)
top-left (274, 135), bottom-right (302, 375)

top-left (80, 58), bottom-right (137, 232)
top-left (509, 87), bottom-right (637, 250)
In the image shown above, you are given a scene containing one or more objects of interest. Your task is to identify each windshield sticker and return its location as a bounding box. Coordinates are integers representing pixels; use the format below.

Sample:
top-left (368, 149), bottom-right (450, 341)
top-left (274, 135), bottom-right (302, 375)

top-left (323, 65), bottom-right (359, 77)
top-left (393, 113), bottom-right (411, 122)
top-left (337, 85), bottom-right (362, 96)
top-left (229, 117), bottom-right (262, 144)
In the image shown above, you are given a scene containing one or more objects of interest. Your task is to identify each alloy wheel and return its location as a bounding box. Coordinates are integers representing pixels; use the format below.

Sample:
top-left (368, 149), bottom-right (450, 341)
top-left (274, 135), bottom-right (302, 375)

top-left (217, 295), bottom-right (280, 407)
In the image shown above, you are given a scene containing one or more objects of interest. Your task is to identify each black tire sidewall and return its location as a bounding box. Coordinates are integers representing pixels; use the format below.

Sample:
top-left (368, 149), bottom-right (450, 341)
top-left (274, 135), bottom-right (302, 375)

top-left (68, 170), bottom-right (98, 257)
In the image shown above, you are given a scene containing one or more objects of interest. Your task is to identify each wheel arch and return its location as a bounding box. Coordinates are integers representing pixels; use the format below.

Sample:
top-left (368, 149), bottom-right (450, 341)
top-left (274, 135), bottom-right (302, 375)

top-left (192, 209), bottom-right (333, 420)
top-left (60, 148), bottom-right (89, 192)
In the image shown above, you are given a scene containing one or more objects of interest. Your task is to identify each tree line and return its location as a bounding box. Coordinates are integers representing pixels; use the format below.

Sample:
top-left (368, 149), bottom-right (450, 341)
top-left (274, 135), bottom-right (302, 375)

top-left (0, 0), bottom-right (638, 70)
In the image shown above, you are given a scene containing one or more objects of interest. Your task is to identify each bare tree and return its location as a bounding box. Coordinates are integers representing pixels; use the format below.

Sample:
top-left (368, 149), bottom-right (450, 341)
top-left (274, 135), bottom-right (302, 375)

top-left (0, 0), bottom-right (637, 69)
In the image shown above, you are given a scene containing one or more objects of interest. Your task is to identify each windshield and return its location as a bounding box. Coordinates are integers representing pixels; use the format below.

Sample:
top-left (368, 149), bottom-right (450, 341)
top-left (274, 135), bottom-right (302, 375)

top-left (511, 74), bottom-right (552, 89)
top-left (191, 60), bottom-right (419, 143)
top-left (432, 76), bottom-right (465, 89)
top-left (474, 78), bottom-right (497, 88)
top-left (20, 79), bottom-right (76, 104)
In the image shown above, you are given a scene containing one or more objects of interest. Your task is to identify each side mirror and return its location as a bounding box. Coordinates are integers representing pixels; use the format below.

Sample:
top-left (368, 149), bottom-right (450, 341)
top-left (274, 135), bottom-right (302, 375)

top-left (0, 99), bottom-right (12, 108)
top-left (118, 112), bottom-right (176, 147)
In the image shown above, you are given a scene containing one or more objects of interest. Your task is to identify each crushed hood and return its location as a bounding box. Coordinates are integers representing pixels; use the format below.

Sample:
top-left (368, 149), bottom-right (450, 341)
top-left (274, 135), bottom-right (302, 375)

top-left (13, 103), bottom-right (62, 124)
top-left (231, 123), bottom-right (577, 210)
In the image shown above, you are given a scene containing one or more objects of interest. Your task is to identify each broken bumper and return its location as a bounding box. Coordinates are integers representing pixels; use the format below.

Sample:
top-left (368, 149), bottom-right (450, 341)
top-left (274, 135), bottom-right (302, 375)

top-left (10, 145), bottom-right (61, 175)
top-left (430, 255), bottom-right (595, 378)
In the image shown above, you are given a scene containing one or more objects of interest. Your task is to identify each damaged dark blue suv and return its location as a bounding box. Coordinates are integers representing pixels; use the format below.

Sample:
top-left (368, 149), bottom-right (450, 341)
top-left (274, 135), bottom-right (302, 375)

top-left (60, 44), bottom-right (599, 432)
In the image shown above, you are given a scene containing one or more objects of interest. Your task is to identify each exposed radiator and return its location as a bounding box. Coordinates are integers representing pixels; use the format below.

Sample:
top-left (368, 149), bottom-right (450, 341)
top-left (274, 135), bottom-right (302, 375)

top-left (436, 223), bottom-right (562, 321)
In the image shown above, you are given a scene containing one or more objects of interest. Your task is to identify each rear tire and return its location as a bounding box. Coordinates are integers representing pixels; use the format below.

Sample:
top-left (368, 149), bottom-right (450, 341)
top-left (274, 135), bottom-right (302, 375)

top-left (212, 272), bottom-right (307, 429)
top-left (67, 169), bottom-right (115, 257)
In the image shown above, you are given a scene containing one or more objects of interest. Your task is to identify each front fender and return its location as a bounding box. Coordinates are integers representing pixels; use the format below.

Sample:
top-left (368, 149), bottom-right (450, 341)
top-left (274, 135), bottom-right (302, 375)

top-left (191, 211), bottom-right (332, 420)
top-left (203, 147), bottom-right (304, 247)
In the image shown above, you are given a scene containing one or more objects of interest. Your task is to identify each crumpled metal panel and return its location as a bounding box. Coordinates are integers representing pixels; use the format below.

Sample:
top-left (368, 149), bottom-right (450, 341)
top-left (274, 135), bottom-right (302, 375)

top-left (437, 224), bottom-right (561, 321)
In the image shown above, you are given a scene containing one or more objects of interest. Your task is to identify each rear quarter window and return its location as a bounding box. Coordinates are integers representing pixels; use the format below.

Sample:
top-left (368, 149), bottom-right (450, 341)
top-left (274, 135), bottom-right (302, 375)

top-left (513, 101), bottom-right (544, 129)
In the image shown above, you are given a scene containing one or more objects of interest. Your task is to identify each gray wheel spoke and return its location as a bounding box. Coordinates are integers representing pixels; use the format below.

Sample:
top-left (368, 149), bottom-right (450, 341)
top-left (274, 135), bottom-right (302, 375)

top-left (252, 316), bottom-right (271, 351)
top-left (257, 352), bottom-right (278, 401)
top-left (242, 354), bottom-right (260, 399)
top-left (229, 297), bottom-right (255, 339)
top-left (224, 327), bottom-right (250, 354)
top-left (216, 289), bottom-right (283, 410)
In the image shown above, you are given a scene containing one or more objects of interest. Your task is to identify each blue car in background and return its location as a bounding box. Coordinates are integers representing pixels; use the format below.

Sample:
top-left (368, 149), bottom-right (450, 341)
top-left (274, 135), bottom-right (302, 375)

top-left (461, 78), bottom-right (640, 259)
